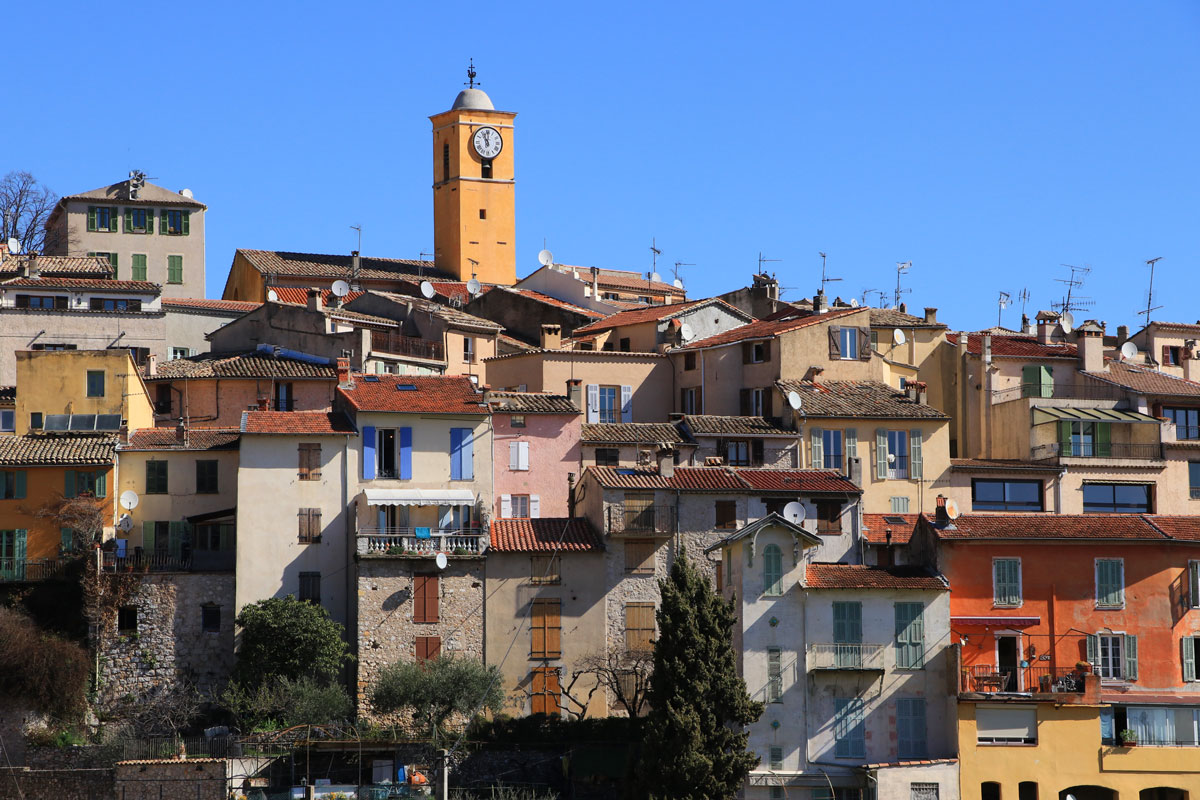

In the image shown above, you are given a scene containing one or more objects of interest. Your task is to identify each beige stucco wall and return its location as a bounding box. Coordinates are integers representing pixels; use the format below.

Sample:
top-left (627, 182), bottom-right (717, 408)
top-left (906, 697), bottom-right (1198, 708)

top-left (15, 349), bottom-right (154, 434)
top-left (163, 308), bottom-right (243, 358)
top-left (147, 377), bottom-right (335, 428)
top-left (115, 448), bottom-right (239, 550)
top-left (0, 311), bottom-right (166, 387)
top-left (483, 352), bottom-right (672, 422)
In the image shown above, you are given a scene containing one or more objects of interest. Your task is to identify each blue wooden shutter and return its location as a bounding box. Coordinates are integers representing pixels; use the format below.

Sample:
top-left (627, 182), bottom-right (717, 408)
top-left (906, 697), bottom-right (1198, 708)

top-left (450, 428), bottom-right (464, 480)
top-left (895, 602), bottom-right (925, 669)
top-left (12, 472), bottom-right (22, 499)
top-left (620, 385), bottom-right (633, 422)
top-left (897, 697), bottom-right (926, 758)
top-left (461, 428), bottom-right (474, 479)
top-left (362, 426), bottom-right (376, 480)
top-left (399, 427), bottom-right (412, 480)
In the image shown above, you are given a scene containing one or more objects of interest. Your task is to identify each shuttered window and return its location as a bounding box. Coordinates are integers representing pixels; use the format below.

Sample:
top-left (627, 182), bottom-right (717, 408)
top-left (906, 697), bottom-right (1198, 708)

top-left (994, 558), bottom-right (1022, 607)
top-left (298, 443), bottom-right (322, 480)
top-left (897, 697), bottom-right (926, 757)
top-left (298, 572), bottom-right (320, 604)
top-left (833, 602), bottom-right (863, 668)
top-left (531, 598), bottom-right (562, 659)
top-left (976, 706), bottom-right (1036, 744)
top-left (146, 460), bottom-right (168, 494)
top-left (715, 500), bottom-right (737, 529)
top-left (1096, 559), bottom-right (1125, 608)
top-left (762, 544), bottom-right (783, 596)
top-left (195, 460), bottom-right (219, 494)
top-left (625, 603), bottom-right (655, 652)
top-left (0, 471), bottom-right (26, 500)
top-left (298, 508), bottom-right (322, 543)
top-left (530, 555), bottom-right (560, 585)
top-left (167, 255), bottom-right (184, 284)
top-left (624, 539), bottom-right (656, 575)
top-left (834, 697), bottom-right (865, 757)
top-left (895, 602), bottom-right (925, 669)
top-left (131, 253), bottom-right (147, 281)
top-left (1190, 561), bottom-right (1200, 609)
top-left (1183, 636), bottom-right (1199, 682)
top-left (413, 575), bottom-right (439, 623)
top-left (767, 647), bottom-right (783, 703)
top-left (530, 667), bottom-right (561, 716)
top-left (450, 428), bottom-right (474, 480)
top-left (416, 635), bottom-right (441, 663)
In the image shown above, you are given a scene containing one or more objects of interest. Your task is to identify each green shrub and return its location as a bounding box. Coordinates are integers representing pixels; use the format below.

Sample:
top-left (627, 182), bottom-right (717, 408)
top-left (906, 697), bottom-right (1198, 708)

top-left (222, 676), bottom-right (352, 730)
top-left (0, 607), bottom-right (89, 721)
top-left (233, 597), bottom-right (352, 689)
top-left (370, 656), bottom-right (502, 741)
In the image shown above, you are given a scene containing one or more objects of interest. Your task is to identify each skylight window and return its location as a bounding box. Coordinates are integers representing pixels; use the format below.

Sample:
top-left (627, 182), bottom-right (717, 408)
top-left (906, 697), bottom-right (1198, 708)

top-left (883, 515), bottom-right (909, 525)
top-left (396, 384), bottom-right (417, 391)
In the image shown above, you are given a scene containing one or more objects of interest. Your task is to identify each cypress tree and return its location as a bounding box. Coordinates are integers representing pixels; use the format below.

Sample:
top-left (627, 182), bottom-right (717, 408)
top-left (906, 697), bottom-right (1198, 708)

top-left (632, 549), bottom-right (763, 800)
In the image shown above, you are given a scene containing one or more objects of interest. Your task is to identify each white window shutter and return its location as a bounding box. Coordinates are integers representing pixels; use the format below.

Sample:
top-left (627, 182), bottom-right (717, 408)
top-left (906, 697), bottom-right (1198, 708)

top-left (621, 385), bottom-right (633, 422)
top-left (519, 441), bottom-right (530, 471)
top-left (509, 442), bottom-right (520, 470)
top-left (530, 494), bottom-right (541, 518)
top-left (500, 495), bottom-right (513, 518)
top-left (586, 384), bottom-right (600, 423)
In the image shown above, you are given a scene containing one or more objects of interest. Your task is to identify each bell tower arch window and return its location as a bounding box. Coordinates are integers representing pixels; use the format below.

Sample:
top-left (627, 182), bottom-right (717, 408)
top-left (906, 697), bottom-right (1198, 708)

top-left (442, 142), bottom-right (450, 183)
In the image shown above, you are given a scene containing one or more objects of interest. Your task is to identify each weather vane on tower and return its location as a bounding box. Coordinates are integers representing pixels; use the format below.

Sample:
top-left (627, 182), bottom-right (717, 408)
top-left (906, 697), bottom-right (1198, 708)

top-left (465, 58), bottom-right (479, 89)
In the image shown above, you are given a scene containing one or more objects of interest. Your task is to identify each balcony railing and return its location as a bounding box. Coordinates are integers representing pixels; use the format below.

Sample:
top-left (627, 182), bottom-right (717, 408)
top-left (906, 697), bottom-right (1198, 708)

top-left (605, 504), bottom-right (676, 536)
top-left (370, 330), bottom-right (444, 362)
top-left (960, 663), bottom-right (1086, 693)
top-left (1031, 442), bottom-right (1163, 461)
top-left (102, 552), bottom-right (193, 573)
top-left (992, 382), bottom-right (1129, 403)
top-left (807, 643), bottom-right (886, 671)
top-left (0, 557), bottom-right (63, 582)
top-left (357, 527), bottom-right (486, 556)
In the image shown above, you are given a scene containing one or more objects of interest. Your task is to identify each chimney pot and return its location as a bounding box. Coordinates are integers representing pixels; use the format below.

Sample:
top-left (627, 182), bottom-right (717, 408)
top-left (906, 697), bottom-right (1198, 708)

top-left (337, 357), bottom-right (353, 389)
top-left (541, 324), bottom-right (562, 350)
top-left (657, 446), bottom-right (675, 479)
top-left (257, 395), bottom-right (269, 411)
top-left (147, 354), bottom-right (157, 377)
top-left (924, 307), bottom-right (938, 324)
top-left (899, 302), bottom-right (907, 314)
top-left (175, 422), bottom-right (186, 444)
top-left (566, 379), bottom-right (583, 412)
top-left (307, 288), bottom-right (323, 313)
top-left (1117, 325), bottom-right (1129, 345)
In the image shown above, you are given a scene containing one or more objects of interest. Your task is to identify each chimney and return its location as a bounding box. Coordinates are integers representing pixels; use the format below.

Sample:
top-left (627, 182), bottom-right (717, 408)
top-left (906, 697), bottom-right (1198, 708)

top-left (1021, 313), bottom-right (1032, 335)
top-left (351, 250), bottom-right (361, 285)
top-left (813, 290), bottom-right (828, 314)
top-left (337, 357), bottom-right (353, 389)
top-left (1116, 325), bottom-right (1129, 346)
top-left (924, 307), bottom-right (937, 324)
top-left (802, 365), bottom-right (825, 383)
top-left (307, 288), bottom-right (323, 313)
top-left (848, 456), bottom-right (862, 488)
top-left (899, 302), bottom-right (907, 314)
top-left (935, 494), bottom-right (950, 525)
top-left (590, 267), bottom-right (600, 299)
top-left (541, 324), bottom-right (562, 350)
top-left (566, 379), bottom-right (583, 411)
top-left (175, 421), bottom-right (186, 444)
top-left (147, 354), bottom-right (157, 377)
top-left (1077, 321), bottom-right (1105, 373)
top-left (1036, 313), bottom-right (1055, 345)
top-left (257, 395), bottom-right (269, 411)
top-left (567, 473), bottom-right (577, 517)
top-left (914, 380), bottom-right (928, 405)
top-left (982, 334), bottom-right (993, 368)
top-left (657, 446), bottom-right (675, 479)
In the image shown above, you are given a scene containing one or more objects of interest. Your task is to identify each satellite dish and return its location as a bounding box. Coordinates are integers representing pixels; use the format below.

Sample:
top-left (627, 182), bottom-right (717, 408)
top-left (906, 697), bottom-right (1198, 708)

top-left (331, 280), bottom-right (350, 298)
top-left (420, 281), bottom-right (436, 299)
top-left (893, 329), bottom-right (907, 345)
top-left (435, 552), bottom-right (448, 570)
top-left (782, 502), bottom-right (806, 524)
top-left (945, 498), bottom-right (961, 520)
top-left (1120, 341), bottom-right (1138, 361)
top-left (6, 238), bottom-right (20, 255)
top-left (120, 490), bottom-right (139, 510)
top-left (679, 323), bottom-right (695, 342)
top-left (267, 289), bottom-right (279, 302)
top-left (537, 249), bottom-right (554, 266)
top-left (787, 391), bottom-right (803, 411)
top-left (887, 453), bottom-right (896, 464)
top-left (1060, 311), bottom-right (1075, 334)
top-left (180, 188), bottom-right (194, 199)
top-left (466, 278), bottom-right (482, 296)
top-left (649, 272), bottom-right (662, 284)
top-left (849, 298), bottom-right (859, 308)
top-left (673, 278), bottom-right (684, 289)
top-left (118, 514), bottom-right (134, 533)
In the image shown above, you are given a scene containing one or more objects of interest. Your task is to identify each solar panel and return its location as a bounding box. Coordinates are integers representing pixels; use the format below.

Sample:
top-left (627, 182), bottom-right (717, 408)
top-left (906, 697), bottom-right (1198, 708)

top-left (43, 414), bottom-right (70, 431)
top-left (96, 414), bottom-right (122, 431)
top-left (883, 515), bottom-right (910, 525)
top-left (69, 414), bottom-right (97, 431)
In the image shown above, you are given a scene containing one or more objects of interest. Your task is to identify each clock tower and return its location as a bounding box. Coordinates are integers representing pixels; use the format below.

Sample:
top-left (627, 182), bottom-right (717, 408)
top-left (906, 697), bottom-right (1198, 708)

top-left (431, 67), bottom-right (517, 286)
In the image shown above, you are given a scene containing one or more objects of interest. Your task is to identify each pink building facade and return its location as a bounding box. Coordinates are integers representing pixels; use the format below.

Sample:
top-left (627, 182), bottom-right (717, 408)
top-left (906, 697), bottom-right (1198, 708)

top-left (488, 389), bottom-right (582, 521)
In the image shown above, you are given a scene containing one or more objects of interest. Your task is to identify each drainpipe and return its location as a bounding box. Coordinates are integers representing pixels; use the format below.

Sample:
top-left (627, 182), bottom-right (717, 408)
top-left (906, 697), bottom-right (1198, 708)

top-left (1053, 468), bottom-right (1066, 514)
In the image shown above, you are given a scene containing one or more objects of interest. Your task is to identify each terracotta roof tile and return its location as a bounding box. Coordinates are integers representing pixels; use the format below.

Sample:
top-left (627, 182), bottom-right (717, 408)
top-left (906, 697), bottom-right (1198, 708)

top-left (548, 267), bottom-right (682, 296)
top-left (922, 513), bottom-right (1169, 541)
top-left (681, 415), bottom-right (794, 437)
top-left (776, 379), bottom-right (949, 419)
top-left (1, 276), bottom-right (160, 293)
top-left (676, 307), bottom-right (866, 351)
top-left (586, 466), bottom-right (861, 494)
top-left (1144, 516), bottom-right (1200, 541)
top-left (492, 287), bottom-right (604, 319)
top-left (359, 292), bottom-right (501, 331)
top-left (668, 467), bottom-right (750, 491)
top-left (489, 518), bottom-right (604, 552)
top-left (0, 434), bottom-right (117, 466)
top-left (1085, 361), bottom-right (1200, 398)
top-left (868, 308), bottom-right (946, 329)
top-left (162, 297), bottom-right (261, 314)
top-left (487, 392), bottom-right (579, 414)
top-left (122, 428), bottom-right (239, 451)
top-left (0, 255), bottom-right (113, 277)
top-left (60, 180), bottom-right (207, 209)
top-left (238, 249), bottom-right (450, 282)
top-left (268, 287), bottom-right (365, 305)
top-left (573, 299), bottom-right (733, 335)
top-left (950, 458), bottom-right (1065, 473)
top-left (946, 332), bottom-right (1078, 359)
top-left (581, 423), bottom-right (684, 444)
top-left (241, 411), bottom-right (356, 435)
top-left (0, 386), bottom-right (14, 404)
top-left (147, 351), bottom-right (336, 380)
top-left (863, 513), bottom-right (919, 545)
top-left (806, 563), bottom-right (946, 590)
top-left (337, 375), bottom-right (488, 415)
top-left (735, 469), bottom-right (862, 494)
top-left (584, 466), bottom-right (669, 489)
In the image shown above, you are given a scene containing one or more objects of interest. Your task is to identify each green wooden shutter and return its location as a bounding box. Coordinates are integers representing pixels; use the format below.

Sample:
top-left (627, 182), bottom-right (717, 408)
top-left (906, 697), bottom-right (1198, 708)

top-left (147, 209), bottom-right (154, 234)
top-left (1021, 365), bottom-right (1038, 397)
top-left (181, 211), bottom-right (190, 235)
top-left (1086, 633), bottom-right (1098, 666)
top-left (910, 429), bottom-right (923, 479)
top-left (1124, 634), bottom-right (1138, 680)
top-left (1098, 560), bottom-right (1123, 606)
top-left (811, 428), bottom-right (824, 469)
top-left (168, 521), bottom-right (185, 559)
top-left (1040, 366), bottom-right (1054, 398)
top-left (1096, 423), bottom-right (1112, 458)
top-left (875, 429), bottom-right (888, 480)
top-left (132, 254), bottom-right (147, 281)
top-left (1058, 421), bottom-right (1073, 456)
top-left (61, 528), bottom-right (73, 551)
top-left (13, 531), bottom-right (25, 580)
top-left (64, 470), bottom-right (76, 498)
top-left (995, 559), bottom-right (1019, 605)
top-left (142, 521), bottom-right (155, 553)
top-left (1184, 637), bottom-right (1197, 683)
top-left (124, 209), bottom-right (132, 232)
top-left (94, 471), bottom-right (106, 498)
top-left (87, 207), bottom-right (97, 231)
top-left (13, 471), bottom-right (23, 499)
top-left (162, 209), bottom-right (169, 233)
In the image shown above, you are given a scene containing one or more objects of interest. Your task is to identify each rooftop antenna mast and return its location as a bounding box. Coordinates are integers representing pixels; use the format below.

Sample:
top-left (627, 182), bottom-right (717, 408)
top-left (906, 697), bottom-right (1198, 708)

top-left (1018, 288), bottom-right (1031, 318)
top-left (1052, 264), bottom-right (1094, 315)
top-left (672, 260), bottom-right (693, 284)
top-left (861, 288), bottom-right (885, 308)
top-left (350, 224), bottom-right (361, 253)
top-left (997, 291), bottom-right (1011, 328)
top-left (894, 261), bottom-right (912, 308)
top-left (819, 251), bottom-right (842, 295)
top-left (757, 252), bottom-right (781, 275)
top-left (649, 238), bottom-right (661, 274)
top-left (1138, 257), bottom-right (1165, 326)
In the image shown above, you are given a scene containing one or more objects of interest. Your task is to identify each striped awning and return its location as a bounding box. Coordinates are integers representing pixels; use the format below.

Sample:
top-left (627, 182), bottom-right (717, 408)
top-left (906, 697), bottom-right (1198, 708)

top-left (1032, 406), bottom-right (1160, 425)
top-left (361, 488), bottom-right (475, 506)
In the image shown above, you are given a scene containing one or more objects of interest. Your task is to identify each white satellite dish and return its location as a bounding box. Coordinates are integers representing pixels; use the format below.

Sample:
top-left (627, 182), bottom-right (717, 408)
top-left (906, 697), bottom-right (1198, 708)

top-left (435, 552), bottom-right (448, 570)
top-left (6, 238), bottom-right (20, 255)
top-left (945, 498), bottom-right (961, 520)
top-left (266, 289), bottom-right (279, 302)
top-left (1120, 341), bottom-right (1138, 361)
top-left (537, 249), bottom-right (554, 266)
top-left (782, 502), bottom-right (806, 524)
top-left (673, 278), bottom-right (684, 289)
top-left (180, 188), bottom-right (194, 199)
top-left (787, 391), bottom-right (803, 411)
top-left (466, 278), bottom-right (482, 296)
top-left (680, 322), bottom-right (695, 342)
top-left (849, 298), bottom-right (859, 307)
top-left (649, 272), bottom-right (662, 284)
top-left (1060, 311), bottom-right (1075, 334)
top-left (893, 328), bottom-right (907, 345)
top-left (118, 514), bottom-right (134, 533)
top-left (419, 281), bottom-right (436, 299)
top-left (119, 490), bottom-right (139, 510)
top-left (331, 280), bottom-right (350, 298)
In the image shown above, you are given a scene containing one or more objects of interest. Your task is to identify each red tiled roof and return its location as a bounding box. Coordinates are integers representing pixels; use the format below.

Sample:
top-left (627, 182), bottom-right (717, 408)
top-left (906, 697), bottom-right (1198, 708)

top-left (489, 518), bottom-right (604, 552)
top-left (736, 469), bottom-right (861, 494)
top-left (147, 351), bottom-right (336, 380)
top-left (162, 297), bottom-right (261, 314)
top-left (499, 288), bottom-right (604, 319)
top-left (240, 411), bottom-right (356, 435)
top-left (945, 332), bottom-right (1077, 359)
top-left (805, 563), bottom-right (946, 590)
top-left (486, 391), bottom-right (579, 414)
top-left (337, 375), bottom-right (487, 414)
top-left (676, 307), bottom-right (866, 351)
top-left (669, 467), bottom-right (751, 491)
top-left (864, 759), bottom-right (958, 770)
top-left (586, 466), bottom-right (861, 494)
top-left (1085, 361), bottom-right (1200, 398)
top-left (776, 379), bottom-right (949, 419)
top-left (238, 249), bottom-right (451, 282)
top-left (922, 513), bottom-right (1169, 541)
top-left (1145, 516), bottom-right (1200, 541)
top-left (268, 287), bottom-right (365, 305)
top-left (551, 266), bottom-right (682, 296)
top-left (573, 299), bottom-right (711, 335)
top-left (1, 276), bottom-right (160, 293)
top-left (0, 255), bottom-right (114, 277)
top-left (863, 513), bottom-right (919, 545)
top-left (122, 428), bottom-right (239, 450)
top-left (0, 434), bottom-right (117, 466)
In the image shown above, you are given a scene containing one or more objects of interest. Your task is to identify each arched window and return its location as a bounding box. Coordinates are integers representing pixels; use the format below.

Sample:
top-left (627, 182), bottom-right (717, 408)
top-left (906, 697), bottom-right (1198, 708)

top-left (763, 544), bottom-right (783, 596)
top-left (442, 142), bottom-right (450, 183)
top-left (982, 782), bottom-right (1001, 800)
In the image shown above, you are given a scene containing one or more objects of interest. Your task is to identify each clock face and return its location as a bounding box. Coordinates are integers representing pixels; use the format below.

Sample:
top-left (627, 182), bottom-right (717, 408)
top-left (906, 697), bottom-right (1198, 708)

top-left (472, 126), bottom-right (503, 159)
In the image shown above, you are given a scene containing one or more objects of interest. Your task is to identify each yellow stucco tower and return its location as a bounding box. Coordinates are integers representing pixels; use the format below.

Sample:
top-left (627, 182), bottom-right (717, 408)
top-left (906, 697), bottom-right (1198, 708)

top-left (430, 73), bottom-right (517, 286)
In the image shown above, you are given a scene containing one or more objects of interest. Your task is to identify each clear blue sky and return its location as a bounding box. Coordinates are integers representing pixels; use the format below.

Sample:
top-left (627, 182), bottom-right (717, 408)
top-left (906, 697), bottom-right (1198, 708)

top-left (6, 2), bottom-right (1198, 333)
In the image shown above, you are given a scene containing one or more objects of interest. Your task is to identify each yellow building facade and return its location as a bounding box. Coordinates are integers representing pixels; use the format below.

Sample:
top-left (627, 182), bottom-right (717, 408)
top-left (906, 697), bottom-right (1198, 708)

top-left (14, 349), bottom-right (154, 435)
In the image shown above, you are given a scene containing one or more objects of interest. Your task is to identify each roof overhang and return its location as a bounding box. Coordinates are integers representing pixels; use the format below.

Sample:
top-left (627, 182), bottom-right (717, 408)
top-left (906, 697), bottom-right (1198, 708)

top-left (1032, 406), bottom-right (1160, 424)
top-left (361, 488), bottom-right (476, 506)
top-left (951, 615), bottom-right (1040, 627)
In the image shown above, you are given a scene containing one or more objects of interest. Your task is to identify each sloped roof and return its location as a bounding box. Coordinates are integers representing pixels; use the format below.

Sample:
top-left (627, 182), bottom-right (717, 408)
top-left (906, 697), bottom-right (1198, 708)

top-left (676, 306), bottom-right (866, 351)
top-left (489, 518), bottom-right (604, 552)
top-left (551, 266), bottom-right (682, 296)
top-left (776, 379), bottom-right (949, 419)
top-left (573, 298), bottom-right (748, 336)
top-left (238, 249), bottom-right (451, 282)
top-left (1, 276), bottom-right (161, 294)
top-left (869, 308), bottom-right (946, 329)
top-left (681, 415), bottom-right (794, 437)
top-left (735, 469), bottom-right (861, 494)
top-left (161, 297), bottom-right (261, 314)
top-left (1145, 516), bottom-right (1200, 541)
top-left (59, 179), bottom-right (206, 209)
top-left (862, 513), bottom-right (919, 545)
top-left (240, 411), bottom-right (356, 435)
top-left (487, 392), bottom-right (578, 414)
top-left (946, 332), bottom-right (1078, 359)
top-left (268, 287), bottom-right (365, 306)
top-left (147, 351), bottom-right (336, 380)
top-left (587, 466), bottom-right (861, 494)
top-left (337, 375), bottom-right (487, 414)
top-left (363, 292), bottom-right (502, 331)
top-left (1085, 361), bottom-right (1200, 398)
top-left (0, 434), bottom-right (117, 466)
top-left (485, 286), bottom-right (605, 319)
top-left (950, 458), bottom-right (1064, 473)
top-left (922, 513), bottom-right (1169, 541)
top-left (805, 563), bottom-right (947, 590)
top-left (0, 255), bottom-right (113, 277)
top-left (121, 428), bottom-right (240, 451)
top-left (581, 423), bottom-right (685, 445)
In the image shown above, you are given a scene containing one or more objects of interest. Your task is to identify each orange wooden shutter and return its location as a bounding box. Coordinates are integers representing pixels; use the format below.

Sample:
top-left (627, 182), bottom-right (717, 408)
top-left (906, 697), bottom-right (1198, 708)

top-left (531, 600), bottom-right (546, 657)
top-left (424, 575), bottom-right (439, 622)
top-left (546, 600), bottom-right (561, 658)
top-left (416, 635), bottom-right (441, 662)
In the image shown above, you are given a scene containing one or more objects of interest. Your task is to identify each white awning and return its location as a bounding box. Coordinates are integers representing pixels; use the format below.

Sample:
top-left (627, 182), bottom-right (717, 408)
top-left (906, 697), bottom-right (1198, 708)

top-left (361, 489), bottom-right (476, 507)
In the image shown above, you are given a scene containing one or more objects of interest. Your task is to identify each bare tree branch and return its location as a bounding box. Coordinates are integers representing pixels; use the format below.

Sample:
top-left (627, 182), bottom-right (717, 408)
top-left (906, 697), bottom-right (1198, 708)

top-left (0, 171), bottom-right (59, 254)
top-left (566, 647), bottom-right (654, 718)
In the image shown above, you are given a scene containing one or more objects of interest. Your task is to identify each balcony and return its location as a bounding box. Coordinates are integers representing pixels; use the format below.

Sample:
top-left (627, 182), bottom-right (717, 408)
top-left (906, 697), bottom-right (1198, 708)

top-left (605, 504), bottom-right (676, 536)
top-left (370, 331), bottom-right (444, 362)
top-left (960, 664), bottom-right (1086, 694)
top-left (101, 551), bottom-right (194, 573)
top-left (0, 557), bottom-right (64, 582)
top-left (807, 643), bottom-right (886, 671)
top-left (357, 527), bottom-right (487, 556)
top-left (992, 382), bottom-right (1128, 404)
top-left (1031, 441), bottom-right (1163, 461)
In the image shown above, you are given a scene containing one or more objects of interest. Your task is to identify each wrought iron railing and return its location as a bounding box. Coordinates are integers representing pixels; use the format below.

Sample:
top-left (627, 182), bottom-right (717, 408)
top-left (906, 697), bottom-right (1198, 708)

top-left (992, 382), bottom-right (1128, 403)
top-left (357, 527), bottom-right (486, 555)
top-left (605, 504), bottom-right (676, 536)
top-left (1032, 442), bottom-right (1163, 460)
top-left (102, 552), bottom-right (193, 572)
top-left (807, 642), bottom-right (886, 670)
top-left (960, 663), bottom-right (1086, 693)
top-left (0, 557), bottom-right (62, 582)
top-left (370, 330), bottom-right (444, 361)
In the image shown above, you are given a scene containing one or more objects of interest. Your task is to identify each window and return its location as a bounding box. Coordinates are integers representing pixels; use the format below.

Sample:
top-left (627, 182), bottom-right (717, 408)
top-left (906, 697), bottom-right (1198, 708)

top-left (531, 598), bottom-right (561, 658)
top-left (890, 496), bottom-right (911, 513)
top-left (619, 337), bottom-right (631, 352)
top-left (298, 508), bottom-right (322, 544)
top-left (65, 470), bottom-right (105, 498)
top-left (767, 647), bottom-right (783, 702)
top-left (298, 443), bottom-right (322, 480)
top-left (463, 337), bottom-right (475, 363)
top-left (839, 327), bottom-right (858, 360)
top-left (416, 635), bottom-right (442, 663)
top-left (1095, 558), bottom-right (1125, 608)
top-left (298, 572), bottom-right (321, 604)
top-left (1056, 420), bottom-right (1109, 457)
top-left (146, 460), bottom-right (168, 494)
top-left (1165, 407), bottom-right (1200, 440)
top-left (0, 411), bottom-right (12, 433)
top-left (1089, 632), bottom-right (1137, 680)
top-left (15, 294), bottom-right (67, 309)
top-left (87, 252), bottom-right (119, 273)
top-left (167, 255), bottom-right (183, 284)
top-left (168, 346), bottom-right (190, 360)
top-left (193, 523), bottom-right (234, 552)
top-left (509, 441), bottom-right (530, 471)
top-left (982, 784), bottom-right (1002, 800)
top-left (1183, 636), bottom-right (1200, 682)
top-left (85, 370), bottom-right (105, 397)
top-left (894, 602), bottom-right (925, 669)
top-left (510, 414), bottom-right (526, 428)
top-left (117, 606), bottom-right (138, 633)
top-left (530, 555), bottom-right (560, 585)
top-left (479, 208), bottom-right (487, 220)
top-left (973, 479), bottom-right (1044, 511)
top-left (375, 428), bottom-right (397, 477)
top-left (822, 429), bottom-right (844, 470)
top-left (1021, 364), bottom-right (1054, 398)
top-left (1018, 782), bottom-right (1039, 800)
top-left (481, 158), bottom-right (493, 179)
top-left (597, 386), bottom-right (618, 424)
top-left (816, 501), bottom-right (841, 534)
top-left (887, 430), bottom-right (909, 478)
top-left (1191, 462), bottom-right (1200, 500)
top-left (976, 706), bottom-right (1036, 744)
top-left (413, 575), bottom-right (439, 623)
top-left (834, 697), bottom-right (865, 757)
top-left (0, 472), bottom-right (25, 500)
top-left (442, 142), bottom-right (450, 182)
top-left (680, 387), bottom-right (700, 414)
top-left (768, 745), bottom-right (783, 769)
top-left (763, 544), bottom-right (783, 596)
top-left (87, 206), bottom-right (119, 232)
top-left (833, 601), bottom-right (863, 667)
top-left (625, 539), bottom-right (656, 575)
top-left (726, 440), bottom-right (750, 466)
top-left (625, 602), bottom-right (655, 651)
top-left (506, 494), bottom-right (530, 519)
top-left (1190, 560), bottom-right (1200, 610)
top-left (450, 427), bottom-right (474, 480)
top-left (530, 667), bottom-right (561, 715)
top-left (163, 209), bottom-right (189, 235)
top-left (742, 388), bottom-right (768, 417)
top-left (195, 460), bottom-right (218, 494)
top-left (911, 785), bottom-right (938, 800)
top-left (994, 558), bottom-right (1022, 607)
top-left (125, 207), bottom-right (151, 233)
top-left (1083, 482), bottom-right (1151, 513)
top-left (273, 381), bottom-right (293, 412)
top-left (154, 384), bottom-right (172, 416)
top-left (684, 352), bottom-right (697, 371)
top-left (131, 253), bottom-right (147, 281)
top-left (594, 448), bottom-right (620, 467)
top-left (1164, 346), bottom-right (1183, 366)
top-left (743, 341), bottom-right (769, 363)
top-left (90, 297), bottom-right (142, 312)
top-left (201, 605), bottom-right (221, 633)
top-left (29, 412), bottom-right (42, 430)
top-left (898, 698), bottom-right (927, 758)
top-left (715, 500), bottom-right (737, 529)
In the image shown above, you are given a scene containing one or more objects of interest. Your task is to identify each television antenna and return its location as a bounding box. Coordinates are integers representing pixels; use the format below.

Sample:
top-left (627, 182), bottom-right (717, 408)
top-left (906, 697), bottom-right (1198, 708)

top-left (893, 261), bottom-right (912, 308)
top-left (350, 224), bottom-right (362, 254)
top-left (861, 288), bottom-right (884, 308)
top-left (1053, 264), bottom-right (1094, 315)
top-left (1018, 288), bottom-right (1031, 318)
top-left (127, 170), bottom-right (147, 200)
top-left (649, 238), bottom-right (662, 275)
top-left (1138, 257), bottom-right (1164, 326)
top-left (818, 252), bottom-right (842, 294)
top-left (757, 252), bottom-right (781, 274)
top-left (997, 291), bottom-right (1011, 327)
top-left (672, 261), bottom-right (692, 286)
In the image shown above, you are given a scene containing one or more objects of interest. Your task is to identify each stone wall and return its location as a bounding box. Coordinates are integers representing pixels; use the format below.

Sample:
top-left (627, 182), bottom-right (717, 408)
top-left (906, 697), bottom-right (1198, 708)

top-left (94, 572), bottom-right (236, 711)
top-left (0, 766), bottom-right (114, 799)
top-left (691, 439), bottom-right (798, 469)
top-left (115, 758), bottom-right (227, 800)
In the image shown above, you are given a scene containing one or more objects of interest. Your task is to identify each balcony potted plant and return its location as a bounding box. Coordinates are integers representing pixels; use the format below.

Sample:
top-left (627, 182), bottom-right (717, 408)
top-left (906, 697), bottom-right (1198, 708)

top-left (1075, 659), bottom-right (1092, 673)
top-left (1119, 729), bottom-right (1138, 747)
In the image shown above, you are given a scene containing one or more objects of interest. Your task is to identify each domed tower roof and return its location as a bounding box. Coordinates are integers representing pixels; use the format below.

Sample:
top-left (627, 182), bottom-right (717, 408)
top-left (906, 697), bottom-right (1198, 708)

top-left (451, 87), bottom-right (494, 111)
